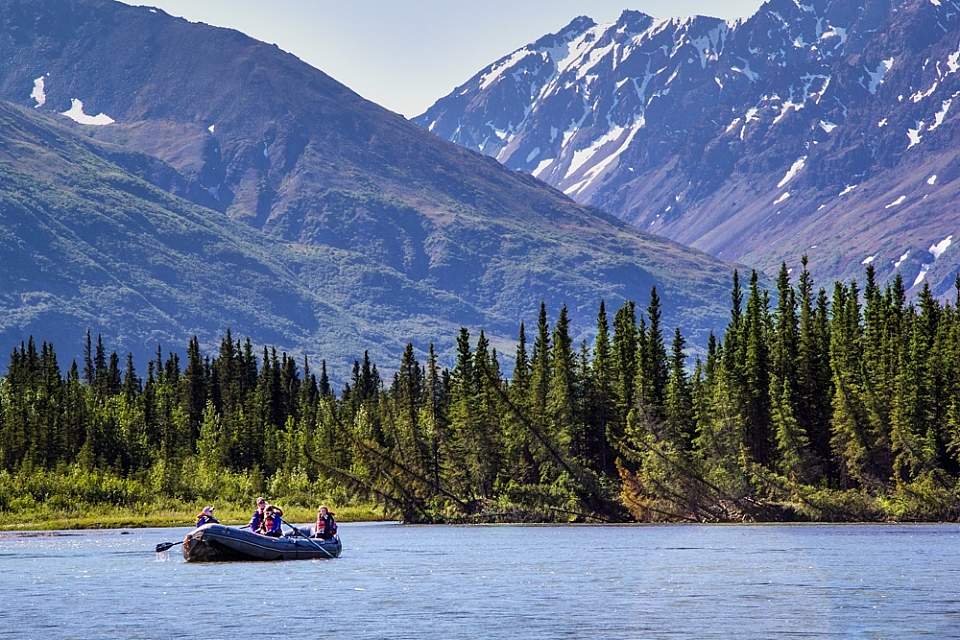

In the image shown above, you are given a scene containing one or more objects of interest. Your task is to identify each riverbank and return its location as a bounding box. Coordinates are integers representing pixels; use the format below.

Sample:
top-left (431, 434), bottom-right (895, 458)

top-left (1, 504), bottom-right (385, 531)
top-left (0, 466), bottom-right (387, 531)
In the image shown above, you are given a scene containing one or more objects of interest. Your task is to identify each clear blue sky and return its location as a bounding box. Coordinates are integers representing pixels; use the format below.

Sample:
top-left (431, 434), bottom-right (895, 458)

top-left (129, 1), bottom-right (764, 117)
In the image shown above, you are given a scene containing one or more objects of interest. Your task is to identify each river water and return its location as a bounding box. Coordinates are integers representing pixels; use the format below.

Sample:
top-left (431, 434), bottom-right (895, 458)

top-left (0, 523), bottom-right (957, 638)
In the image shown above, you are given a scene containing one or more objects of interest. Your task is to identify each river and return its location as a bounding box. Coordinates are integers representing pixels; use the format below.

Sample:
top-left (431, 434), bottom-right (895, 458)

top-left (1, 523), bottom-right (957, 638)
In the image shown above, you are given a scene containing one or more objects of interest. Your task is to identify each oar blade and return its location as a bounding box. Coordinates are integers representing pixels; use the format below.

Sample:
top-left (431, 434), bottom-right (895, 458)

top-left (155, 541), bottom-right (177, 552)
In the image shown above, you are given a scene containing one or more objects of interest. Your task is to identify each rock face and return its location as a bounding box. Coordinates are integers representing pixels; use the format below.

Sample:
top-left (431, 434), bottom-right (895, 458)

top-left (418, 0), bottom-right (960, 297)
top-left (0, 0), bottom-right (738, 371)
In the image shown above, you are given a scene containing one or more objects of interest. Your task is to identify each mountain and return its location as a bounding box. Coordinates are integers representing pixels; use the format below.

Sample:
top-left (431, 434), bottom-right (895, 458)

top-left (0, 0), bottom-right (738, 371)
top-left (417, 0), bottom-right (960, 297)
top-left (0, 100), bottom-right (381, 367)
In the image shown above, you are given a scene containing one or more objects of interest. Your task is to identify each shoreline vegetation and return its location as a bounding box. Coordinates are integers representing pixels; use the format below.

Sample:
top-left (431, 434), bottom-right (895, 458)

top-left (2, 263), bottom-right (960, 527)
top-left (2, 504), bottom-right (384, 532)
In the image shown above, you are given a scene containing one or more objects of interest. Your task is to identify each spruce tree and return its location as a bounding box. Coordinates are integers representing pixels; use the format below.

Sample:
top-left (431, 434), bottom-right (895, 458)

top-left (182, 336), bottom-right (206, 442)
top-left (664, 328), bottom-right (694, 449)
top-left (447, 328), bottom-right (478, 496)
top-left (547, 306), bottom-right (577, 460)
top-left (590, 301), bottom-right (618, 474)
top-left (122, 353), bottom-right (140, 401)
top-left (742, 271), bottom-right (772, 465)
top-left (637, 287), bottom-right (668, 423)
top-left (611, 301), bottom-right (638, 430)
top-left (507, 322), bottom-right (537, 484)
top-left (83, 329), bottom-right (94, 386)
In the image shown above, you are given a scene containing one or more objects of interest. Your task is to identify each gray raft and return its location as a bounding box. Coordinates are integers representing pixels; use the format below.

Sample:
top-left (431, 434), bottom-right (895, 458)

top-left (182, 523), bottom-right (342, 562)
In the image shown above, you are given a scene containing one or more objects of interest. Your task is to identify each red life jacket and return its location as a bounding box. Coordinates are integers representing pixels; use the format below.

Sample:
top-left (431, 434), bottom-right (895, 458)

top-left (316, 513), bottom-right (337, 536)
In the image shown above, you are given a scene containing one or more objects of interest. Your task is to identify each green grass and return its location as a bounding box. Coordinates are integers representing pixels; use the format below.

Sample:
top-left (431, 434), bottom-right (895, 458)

top-left (1, 502), bottom-right (385, 531)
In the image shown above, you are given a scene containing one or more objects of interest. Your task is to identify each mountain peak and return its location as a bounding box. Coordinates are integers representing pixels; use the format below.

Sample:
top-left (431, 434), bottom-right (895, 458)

top-left (531, 15), bottom-right (597, 49)
top-left (615, 9), bottom-right (654, 29)
top-left (561, 15), bottom-right (597, 34)
top-left (419, 0), bottom-right (960, 299)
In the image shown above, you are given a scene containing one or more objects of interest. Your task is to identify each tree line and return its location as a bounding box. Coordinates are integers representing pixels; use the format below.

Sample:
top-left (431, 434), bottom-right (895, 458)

top-left (2, 260), bottom-right (959, 522)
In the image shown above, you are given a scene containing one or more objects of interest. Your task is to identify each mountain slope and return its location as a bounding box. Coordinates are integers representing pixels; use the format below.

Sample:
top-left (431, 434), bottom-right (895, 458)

top-left (0, 0), bottom-right (739, 368)
top-left (418, 0), bottom-right (960, 296)
top-left (0, 100), bottom-right (332, 360)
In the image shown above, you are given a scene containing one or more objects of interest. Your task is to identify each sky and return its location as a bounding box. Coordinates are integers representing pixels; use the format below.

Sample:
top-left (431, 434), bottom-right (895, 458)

top-left (129, 1), bottom-right (764, 117)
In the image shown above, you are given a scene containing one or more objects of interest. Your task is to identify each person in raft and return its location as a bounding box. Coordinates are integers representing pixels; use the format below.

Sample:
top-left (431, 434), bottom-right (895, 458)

top-left (261, 505), bottom-right (284, 537)
top-left (195, 506), bottom-right (219, 528)
top-left (314, 505), bottom-right (337, 540)
top-left (248, 496), bottom-right (267, 532)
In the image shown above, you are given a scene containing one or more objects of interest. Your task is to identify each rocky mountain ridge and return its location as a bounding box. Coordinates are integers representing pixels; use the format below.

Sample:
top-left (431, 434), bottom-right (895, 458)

top-left (0, 0), bottom-right (738, 370)
top-left (418, 0), bottom-right (960, 296)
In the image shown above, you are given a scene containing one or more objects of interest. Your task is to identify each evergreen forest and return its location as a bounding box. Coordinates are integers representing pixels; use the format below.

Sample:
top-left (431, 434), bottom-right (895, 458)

top-left (3, 261), bottom-right (960, 524)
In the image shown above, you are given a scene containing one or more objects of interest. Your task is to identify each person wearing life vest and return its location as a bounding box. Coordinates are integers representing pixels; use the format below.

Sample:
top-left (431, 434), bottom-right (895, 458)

top-left (195, 506), bottom-right (219, 528)
top-left (248, 496), bottom-right (267, 532)
top-left (314, 505), bottom-right (337, 540)
top-left (261, 505), bottom-right (284, 537)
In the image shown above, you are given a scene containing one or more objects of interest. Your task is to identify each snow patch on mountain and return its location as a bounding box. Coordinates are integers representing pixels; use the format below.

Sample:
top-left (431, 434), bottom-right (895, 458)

top-left (907, 123), bottom-right (924, 148)
top-left (885, 195), bottom-right (907, 208)
top-left (563, 177), bottom-right (591, 196)
top-left (480, 50), bottom-right (535, 90)
top-left (931, 98), bottom-right (953, 129)
top-left (566, 114), bottom-right (647, 193)
top-left (777, 156), bottom-right (807, 188)
top-left (774, 100), bottom-right (804, 125)
top-left (895, 251), bottom-right (911, 269)
top-left (532, 158), bottom-right (554, 177)
top-left (774, 191), bottom-right (791, 204)
top-left (911, 82), bottom-right (939, 103)
top-left (30, 75), bottom-right (46, 108)
top-left (930, 234), bottom-right (953, 259)
top-left (820, 25), bottom-right (847, 46)
top-left (731, 58), bottom-right (760, 82)
top-left (914, 265), bottom-right (930, 287)
top-left (689, 24), bottom-right (728, 68)
top-left (568, 125), bottom-right (628, 176)
top-left (61, 99), bottom-right (114, 125)
top-left (948, 43), bottom-right (960, 74)
top-left (864, 58), bottom-right (894, 94)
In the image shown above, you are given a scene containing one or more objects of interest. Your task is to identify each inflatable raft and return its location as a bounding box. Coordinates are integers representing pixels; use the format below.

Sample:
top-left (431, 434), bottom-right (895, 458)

top-left (182, 523), bottom-right (342, 562)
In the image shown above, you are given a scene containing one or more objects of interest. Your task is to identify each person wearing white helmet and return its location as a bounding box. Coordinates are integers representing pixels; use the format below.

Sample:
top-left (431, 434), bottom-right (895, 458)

top-left (195, 505), bottom-right (219, 528)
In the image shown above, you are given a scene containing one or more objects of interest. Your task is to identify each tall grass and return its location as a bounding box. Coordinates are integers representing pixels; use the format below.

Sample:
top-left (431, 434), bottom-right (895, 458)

top-left (0, 460), bottom-right (383, 531)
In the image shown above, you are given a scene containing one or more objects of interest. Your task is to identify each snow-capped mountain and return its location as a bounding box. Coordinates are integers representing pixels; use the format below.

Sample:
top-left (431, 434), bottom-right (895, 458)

top-left (417, 0), bottom-right (960, 295)
top-left (0, 0), bottom-right (740, 369)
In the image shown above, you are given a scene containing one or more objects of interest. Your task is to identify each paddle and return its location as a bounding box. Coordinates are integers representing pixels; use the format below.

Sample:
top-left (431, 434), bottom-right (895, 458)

top-left (282, 521), bottom-right (336, 559)
top-left (154, 523), bottom-right (252, 553)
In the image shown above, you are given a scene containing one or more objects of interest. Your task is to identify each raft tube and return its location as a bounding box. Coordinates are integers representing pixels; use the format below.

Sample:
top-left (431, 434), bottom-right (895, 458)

top-left (182, 523), bottom-right (342, 562)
